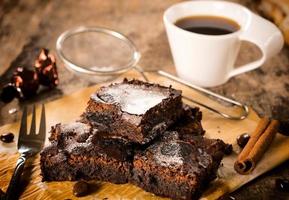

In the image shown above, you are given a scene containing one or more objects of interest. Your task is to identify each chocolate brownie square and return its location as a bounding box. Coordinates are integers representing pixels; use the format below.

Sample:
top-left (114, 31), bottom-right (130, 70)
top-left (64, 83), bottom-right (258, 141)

top-left (40, 144), bottom-right (131, 183)
top-left (41, 122), bottom-right (133, 183)
top-left (48, 122), bottom-right (134, 161)
top-left (131, 131), bottom-right (226, 200)
top-left (83, 79), bottom-right (183, 144)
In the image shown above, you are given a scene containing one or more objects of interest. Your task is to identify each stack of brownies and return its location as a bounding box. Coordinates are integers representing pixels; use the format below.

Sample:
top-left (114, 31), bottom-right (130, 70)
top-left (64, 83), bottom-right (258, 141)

top-left (40, 79), bottom-right (227, 200)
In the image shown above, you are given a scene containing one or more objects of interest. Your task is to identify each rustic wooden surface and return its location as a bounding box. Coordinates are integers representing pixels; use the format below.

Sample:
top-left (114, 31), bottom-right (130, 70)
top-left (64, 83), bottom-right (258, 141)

top-left (0, 0), bottom-right (288, 199)
top-left (1, 70), bottom-right (289, 200)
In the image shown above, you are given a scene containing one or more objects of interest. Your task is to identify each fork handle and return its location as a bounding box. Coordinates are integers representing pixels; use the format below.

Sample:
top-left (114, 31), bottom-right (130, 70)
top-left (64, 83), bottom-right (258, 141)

top-left (5, 155), bottom-right (26, 200)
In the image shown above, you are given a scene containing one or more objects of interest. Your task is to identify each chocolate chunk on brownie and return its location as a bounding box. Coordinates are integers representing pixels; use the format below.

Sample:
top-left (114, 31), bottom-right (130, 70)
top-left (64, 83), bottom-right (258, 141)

top-left (171, 105), bottom-right (205, 136)
top-left (131, 131), bottom-right (226, 200)
top-left (48, 122), bottom-right (92, 147)
top-left (83, 79), bottom-right (183, 144)
top-left (41, 122), bottom-right (133, 183)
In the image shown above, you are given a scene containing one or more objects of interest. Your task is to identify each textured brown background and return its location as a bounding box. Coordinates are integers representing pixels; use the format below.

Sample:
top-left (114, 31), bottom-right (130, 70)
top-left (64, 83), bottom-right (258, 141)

top-left (0, 0), bottom-right (288, 199)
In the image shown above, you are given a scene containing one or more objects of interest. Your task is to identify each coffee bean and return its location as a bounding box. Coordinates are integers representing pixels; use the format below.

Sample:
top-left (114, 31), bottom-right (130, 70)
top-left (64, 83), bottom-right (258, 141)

top-left (275, 178), bottom-right (289, 192)
top-left (0, 132), bottom-right (14, 143)
top-left (237, 133), bottom-right (250, 148)
top-left (73, 181), bottom-right (89, 197)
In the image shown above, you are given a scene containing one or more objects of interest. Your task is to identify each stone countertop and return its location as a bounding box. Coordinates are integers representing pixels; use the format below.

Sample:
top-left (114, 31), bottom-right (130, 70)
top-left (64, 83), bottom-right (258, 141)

top-left (0, 0), bottom-right (288, 199)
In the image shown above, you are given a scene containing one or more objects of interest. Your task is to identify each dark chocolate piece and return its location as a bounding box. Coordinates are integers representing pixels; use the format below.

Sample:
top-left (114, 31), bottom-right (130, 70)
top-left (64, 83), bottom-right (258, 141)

top-left (35, 48), bottom-right (59, 88)
top-left (12, 67), bottom-right (39, 99)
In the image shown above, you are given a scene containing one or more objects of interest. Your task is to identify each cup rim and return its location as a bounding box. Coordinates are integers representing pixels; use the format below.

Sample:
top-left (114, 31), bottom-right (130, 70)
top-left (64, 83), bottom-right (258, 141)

top-left (56, 26), bottom-right (141, 75)
top-left (163, 0), bottom-right (251, 39)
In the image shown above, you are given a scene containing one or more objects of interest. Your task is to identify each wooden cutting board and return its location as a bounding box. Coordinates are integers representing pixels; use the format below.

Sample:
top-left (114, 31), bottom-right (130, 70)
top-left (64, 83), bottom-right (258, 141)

top-left (0, 70), bottom-right (289, 200)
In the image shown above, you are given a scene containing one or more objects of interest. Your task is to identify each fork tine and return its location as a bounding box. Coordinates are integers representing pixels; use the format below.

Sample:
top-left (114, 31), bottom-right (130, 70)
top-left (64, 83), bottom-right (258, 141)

top-left (29, 105), bottom-right (36, 135)
top-left (37, 104), bottom-right (46, 140)
top-left (19, 106), bottom-right (28, 141)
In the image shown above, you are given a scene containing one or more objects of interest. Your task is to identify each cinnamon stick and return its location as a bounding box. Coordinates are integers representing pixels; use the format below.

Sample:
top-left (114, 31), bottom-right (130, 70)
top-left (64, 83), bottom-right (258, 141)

top-left (234, 118), bottom-right (280, 174)
top-left (237, 117), bottom-right (270, 161)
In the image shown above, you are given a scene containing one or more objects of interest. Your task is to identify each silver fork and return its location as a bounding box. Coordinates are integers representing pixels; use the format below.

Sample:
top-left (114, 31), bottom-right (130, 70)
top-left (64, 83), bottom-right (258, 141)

top-left (5, 105), bottom-right (46, 200)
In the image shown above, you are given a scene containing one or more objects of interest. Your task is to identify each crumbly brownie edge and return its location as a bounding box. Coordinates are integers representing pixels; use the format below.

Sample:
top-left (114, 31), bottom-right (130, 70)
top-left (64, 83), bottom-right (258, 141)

top-left (131, 156), bottom-right (204, 200)
top-left (40, 144), bottom-right (132, 184)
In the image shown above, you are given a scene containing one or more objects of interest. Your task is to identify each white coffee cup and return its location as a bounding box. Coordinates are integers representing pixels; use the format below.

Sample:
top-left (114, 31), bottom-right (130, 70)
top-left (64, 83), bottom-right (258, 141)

top-left (164, 0), bottom-right (284, 87)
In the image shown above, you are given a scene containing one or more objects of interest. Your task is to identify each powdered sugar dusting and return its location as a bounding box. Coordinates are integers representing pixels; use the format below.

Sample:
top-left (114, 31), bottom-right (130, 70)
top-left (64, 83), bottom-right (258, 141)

top-left (66, 142), bottom-right (89, 153)
top-left (154, 142), bottom-right (183, 167)
top-left (198, 151), bottom-right (211, 168)
top-left (106, 84), bottom-right (167, 115)
top-left (61, 122), bottom-right (90, 135)
top-left (99, 84), bottom-right (168, 115)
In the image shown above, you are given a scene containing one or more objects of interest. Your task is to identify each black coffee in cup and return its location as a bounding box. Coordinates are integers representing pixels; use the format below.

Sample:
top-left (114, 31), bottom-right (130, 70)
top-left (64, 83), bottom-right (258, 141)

top-left (175, 15), bottom-right (240, 35)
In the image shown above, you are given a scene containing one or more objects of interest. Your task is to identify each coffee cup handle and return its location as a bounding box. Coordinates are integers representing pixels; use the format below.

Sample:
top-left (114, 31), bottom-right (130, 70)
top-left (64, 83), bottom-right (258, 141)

top-left (228, 13), bottom-right (284, 78)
